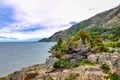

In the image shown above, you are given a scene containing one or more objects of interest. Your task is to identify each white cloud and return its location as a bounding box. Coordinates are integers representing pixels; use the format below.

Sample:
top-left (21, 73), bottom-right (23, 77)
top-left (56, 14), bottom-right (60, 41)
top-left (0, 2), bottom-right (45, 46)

top-left (0, 0), bottom-right (120, 41)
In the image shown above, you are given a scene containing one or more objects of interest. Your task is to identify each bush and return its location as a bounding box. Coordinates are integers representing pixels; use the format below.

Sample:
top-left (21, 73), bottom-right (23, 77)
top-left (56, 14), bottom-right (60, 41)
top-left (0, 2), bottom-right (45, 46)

top-left (53, 59), bottom-right (69, 68)
top-left (101, 63), bottom-right (110, 73)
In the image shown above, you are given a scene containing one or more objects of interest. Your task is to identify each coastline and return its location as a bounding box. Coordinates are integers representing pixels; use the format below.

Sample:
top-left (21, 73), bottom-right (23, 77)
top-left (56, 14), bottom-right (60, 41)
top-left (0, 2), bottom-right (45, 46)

top-left (1, 52), bottom-right (120, 80)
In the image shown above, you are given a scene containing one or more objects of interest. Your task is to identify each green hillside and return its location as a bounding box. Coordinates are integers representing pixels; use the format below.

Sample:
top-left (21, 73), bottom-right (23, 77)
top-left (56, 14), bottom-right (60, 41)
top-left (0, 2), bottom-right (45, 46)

top-left (39, 5), bottom-right (120, 42)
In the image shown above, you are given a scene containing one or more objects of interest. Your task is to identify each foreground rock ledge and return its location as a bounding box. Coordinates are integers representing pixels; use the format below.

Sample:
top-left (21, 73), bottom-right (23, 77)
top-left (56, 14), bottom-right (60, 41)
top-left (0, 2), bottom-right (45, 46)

top-left (1, 53), bottom-right (120, 80)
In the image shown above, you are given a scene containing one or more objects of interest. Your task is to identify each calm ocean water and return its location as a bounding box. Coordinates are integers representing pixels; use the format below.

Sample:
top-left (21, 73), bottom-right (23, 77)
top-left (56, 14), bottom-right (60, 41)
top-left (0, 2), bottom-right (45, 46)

top-left (0, 42), bottom-right (55, 77)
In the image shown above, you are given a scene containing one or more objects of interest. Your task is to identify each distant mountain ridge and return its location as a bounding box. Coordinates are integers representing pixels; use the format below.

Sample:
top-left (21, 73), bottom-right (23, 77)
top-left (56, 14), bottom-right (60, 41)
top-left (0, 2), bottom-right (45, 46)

top-left (39, 5), bottom-right (120, 42)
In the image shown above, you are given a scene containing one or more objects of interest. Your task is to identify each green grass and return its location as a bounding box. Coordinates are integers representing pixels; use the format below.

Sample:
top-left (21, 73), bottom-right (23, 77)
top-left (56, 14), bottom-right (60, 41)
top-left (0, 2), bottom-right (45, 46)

top-left (77, 60), bottom-right (95, 66)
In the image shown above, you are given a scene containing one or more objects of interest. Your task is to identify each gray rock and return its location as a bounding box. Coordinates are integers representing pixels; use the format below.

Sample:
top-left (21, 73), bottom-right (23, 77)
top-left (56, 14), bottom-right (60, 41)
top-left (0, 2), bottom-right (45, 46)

top-left (88, 54), bottom-right (97, 63)
top-left (45, 57), bottom-right (58, 68)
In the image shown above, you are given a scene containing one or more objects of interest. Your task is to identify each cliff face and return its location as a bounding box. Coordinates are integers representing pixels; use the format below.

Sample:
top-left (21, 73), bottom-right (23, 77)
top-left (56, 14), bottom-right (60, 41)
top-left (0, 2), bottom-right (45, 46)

top-left (40, 5), bottom-right (120, 42)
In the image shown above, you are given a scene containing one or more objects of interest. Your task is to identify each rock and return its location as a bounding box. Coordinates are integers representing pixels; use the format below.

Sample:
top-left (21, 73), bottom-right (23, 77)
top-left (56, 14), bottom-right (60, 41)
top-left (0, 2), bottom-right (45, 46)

top-left (8, 71), bottom-right (26, 80)
top-left (88, 53), bottom-right (120, 75)
top-left (56, 66), bottom-right (105, 80)
top-left (117, 55), bottom-right (120, 75)
top-left (82, 71), bottom-right (104, 80)
top-left (45, 57), bottom-right (58, 69)
top-left (61, 54), bottom-right (72, 59)
top-left (88, 54), bottom-right (97, 63)
top-left (8, 70), bottom-right (38, 80)
top-left (69, 59), bottom-right (78, 66)
top-left (26, 71), bottom-right (38, 80)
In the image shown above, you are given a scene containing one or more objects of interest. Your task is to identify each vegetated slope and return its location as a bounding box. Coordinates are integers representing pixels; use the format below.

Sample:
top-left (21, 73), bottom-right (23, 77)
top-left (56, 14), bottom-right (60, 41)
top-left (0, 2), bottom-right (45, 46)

top-left (40, 5), bottom-right (120, 42)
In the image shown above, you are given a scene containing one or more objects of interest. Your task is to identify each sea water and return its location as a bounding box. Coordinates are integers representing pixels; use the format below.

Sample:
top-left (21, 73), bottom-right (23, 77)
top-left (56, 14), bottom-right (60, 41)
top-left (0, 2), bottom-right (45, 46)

top-left (0, 42), bottom-right (55, 77)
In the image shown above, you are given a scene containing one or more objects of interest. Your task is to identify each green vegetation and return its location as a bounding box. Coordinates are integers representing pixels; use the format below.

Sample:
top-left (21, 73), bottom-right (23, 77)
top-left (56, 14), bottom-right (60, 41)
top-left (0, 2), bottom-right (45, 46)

top-left (53, 59), bottom-right (69, 68)
top-left (88, 27), bottom-right (106, 39)
top-left (51, 30), bottom-right (111, 59)
top-left (62, 37), bottom-right (77, 52)
top-left (51, 29), bottom-right (119, 69)
top-left (104, 73), bottom-right (120, 80)
top-left (106, 26), bottom-right (120, 41)
top-left (51, 37), bottom-right (64, 58)
top-left (73, 30), bottom-right (90, 44)
top-left (77, 60), bottom-right (95, 66)
top-left (90, 35), bottom-right (109, 52)
top-left (101, 63), bottom-right (110, 73)
top-left (104, 41), bottom-right (120, 48)
top-left (68, 25), bottom-right (120, 42)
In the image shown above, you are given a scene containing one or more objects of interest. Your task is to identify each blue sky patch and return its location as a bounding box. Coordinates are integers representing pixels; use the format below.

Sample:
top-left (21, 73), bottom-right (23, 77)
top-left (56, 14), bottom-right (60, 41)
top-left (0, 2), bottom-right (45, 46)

top-left (19, 24), bottom-right (47, 32)
top-left (0, 3), bottom-right (16, 27)
top-left (69, 21), bottom-right (78, 25)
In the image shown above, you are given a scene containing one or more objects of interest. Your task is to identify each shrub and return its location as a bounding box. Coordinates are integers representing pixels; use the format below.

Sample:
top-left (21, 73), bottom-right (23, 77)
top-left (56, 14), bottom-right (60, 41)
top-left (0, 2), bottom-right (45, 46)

top-left (73, 30), bottom-right (90, 44)
top-left (90, 35), bottom-right (109, 52)
top-left (101, 63), bottom-right (110, 73)
top-left (50, 37), bottom-right (64, 58)
top-left (62, 37), bottom-right (77, 51)
top-left (53, 59), bottom-right (69, 68)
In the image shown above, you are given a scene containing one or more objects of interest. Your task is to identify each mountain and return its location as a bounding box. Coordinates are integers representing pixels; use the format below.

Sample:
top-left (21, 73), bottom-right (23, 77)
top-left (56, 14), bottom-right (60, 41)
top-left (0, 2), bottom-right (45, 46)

top-left (39, 5), bottom-right (120, 42)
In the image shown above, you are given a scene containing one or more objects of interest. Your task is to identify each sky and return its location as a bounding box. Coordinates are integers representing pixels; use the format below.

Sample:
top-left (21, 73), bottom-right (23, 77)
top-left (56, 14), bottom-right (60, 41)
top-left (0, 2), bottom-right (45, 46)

top-left (0, 0), bottom-right (120, 42)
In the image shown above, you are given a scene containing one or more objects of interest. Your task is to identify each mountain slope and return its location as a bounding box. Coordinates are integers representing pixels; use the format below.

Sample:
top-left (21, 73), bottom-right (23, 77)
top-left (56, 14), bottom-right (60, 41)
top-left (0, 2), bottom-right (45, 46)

top-left (40, 5), bottom-right (120, 42)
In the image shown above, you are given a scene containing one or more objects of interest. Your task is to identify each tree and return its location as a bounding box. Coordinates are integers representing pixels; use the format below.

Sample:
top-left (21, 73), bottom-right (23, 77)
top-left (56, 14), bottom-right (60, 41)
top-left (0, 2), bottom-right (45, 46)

top-left (73, 30), bottom-right (90, 44)
top-left (57, 37), bottom-right (63, 48)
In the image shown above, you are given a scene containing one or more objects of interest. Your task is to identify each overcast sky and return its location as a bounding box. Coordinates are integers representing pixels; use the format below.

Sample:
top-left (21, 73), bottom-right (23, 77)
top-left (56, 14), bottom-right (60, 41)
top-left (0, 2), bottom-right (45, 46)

top-left (0, 0), bottom-right (119, 41)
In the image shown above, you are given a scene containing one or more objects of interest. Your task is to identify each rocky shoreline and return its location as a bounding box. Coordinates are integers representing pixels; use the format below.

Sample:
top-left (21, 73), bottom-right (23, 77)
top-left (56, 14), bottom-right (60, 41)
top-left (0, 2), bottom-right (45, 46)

top-left (1, 53), bottom-right (120, 80)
